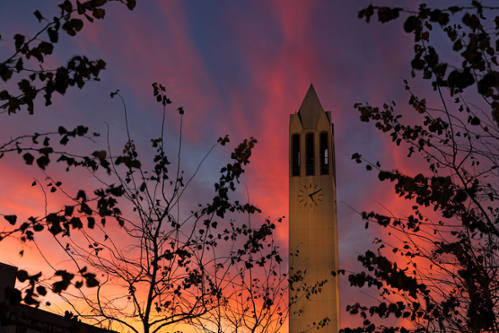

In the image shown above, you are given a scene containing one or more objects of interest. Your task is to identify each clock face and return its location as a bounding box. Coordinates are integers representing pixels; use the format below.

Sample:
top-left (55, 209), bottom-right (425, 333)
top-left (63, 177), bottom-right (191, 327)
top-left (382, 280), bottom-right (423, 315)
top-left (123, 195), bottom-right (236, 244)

top-left (298, 183), bottom-right (323, 207)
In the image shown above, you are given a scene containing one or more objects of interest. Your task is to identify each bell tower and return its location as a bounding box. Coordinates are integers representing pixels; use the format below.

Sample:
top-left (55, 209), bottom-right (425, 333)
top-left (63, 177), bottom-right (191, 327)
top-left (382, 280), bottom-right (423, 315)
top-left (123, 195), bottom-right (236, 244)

top-left (289, 85), bottom-right (340, 332)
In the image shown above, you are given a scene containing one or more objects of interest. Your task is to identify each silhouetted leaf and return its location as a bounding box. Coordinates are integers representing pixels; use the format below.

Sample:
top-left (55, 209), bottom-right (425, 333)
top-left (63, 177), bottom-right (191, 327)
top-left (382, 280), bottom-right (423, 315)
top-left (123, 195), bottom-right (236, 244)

top-left (14, 34), bottom-right (25, 50)
top-left (77, 190), bottom-right (87, 201)
top-left (0, 64), bottom-right (13, 81)
top-left (33, 224), bottom-right (44, 232)
top-left (59, 0), bottom-right (72, 13)
top-left (70, 217), bottom-right (83, 229)
top-left (83, 273), bottom-right (99, 287)
top-left (36, 286), bottom-right (47, 296)
top-left (33, 10), bottom-right (44, 22)
top-left (4, 215), bottom-right (17, 225)
top-left (76, 125), bottom-right (88, 136)
top-left (52, 270), bottom-right (74, 294)
top-left (16, 270), bottom-right (28, 282)
top-left (39, 147), bottom-right (53, 155)
top-left (404, 16), bottom-right (418, 33)
top-left (47, 27), bottom-right (58, 43)
top-left (377, 7), bottom-right (400, 23)
top-left (470, 117), bottom-right (480, 126)
top-left (60, 135), bottom-right (69, 145)
top-left (38, 41), bottom-right (53, 55)
top-left (15, 58), bottom-right (23, 72)
top-left (127, 0), bottom-right (136, 10)
top-left (62, 22), bottom-right (76, 36)
top-left (35, 155), bottom-right (50, 170)
top-left (80, 202), bottom-right (92, 215)
top-left (65, 206), bottom-right (74, 216)
top-left (477, 73), bottom-right (497, 96)
top-left (87, 217), bottom-right (95, 229)
top-left (453, 39), bottom-right (463, 51)
top-left (93, 8), bottom-right (105, 19)
top-left (71, 19), bottom-right (84, 32)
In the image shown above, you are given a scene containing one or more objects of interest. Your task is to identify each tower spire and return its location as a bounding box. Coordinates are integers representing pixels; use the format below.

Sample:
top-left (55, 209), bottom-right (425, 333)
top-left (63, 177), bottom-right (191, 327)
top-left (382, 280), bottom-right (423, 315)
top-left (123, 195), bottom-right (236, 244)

top-left (298, 84), bottom-right (325, 129)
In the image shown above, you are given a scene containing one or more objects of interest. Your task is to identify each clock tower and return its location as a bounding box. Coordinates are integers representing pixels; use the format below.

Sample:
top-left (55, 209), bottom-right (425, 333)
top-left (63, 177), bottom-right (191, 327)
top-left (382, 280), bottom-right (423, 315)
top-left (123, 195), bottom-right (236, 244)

top-left (289, 85), bottom-right (340, 332)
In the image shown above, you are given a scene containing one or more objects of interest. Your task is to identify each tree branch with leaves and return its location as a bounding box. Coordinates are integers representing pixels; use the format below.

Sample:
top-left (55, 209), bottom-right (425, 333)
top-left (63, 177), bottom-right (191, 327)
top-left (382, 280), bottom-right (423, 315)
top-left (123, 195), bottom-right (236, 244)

top-left (345, 3), bottom-right (499, 333)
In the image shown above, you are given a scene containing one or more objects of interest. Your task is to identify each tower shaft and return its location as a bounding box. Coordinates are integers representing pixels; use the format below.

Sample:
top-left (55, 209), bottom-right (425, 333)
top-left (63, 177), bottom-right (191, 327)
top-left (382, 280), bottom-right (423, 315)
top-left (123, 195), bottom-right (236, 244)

top-left (289, 85), bottom-right (340, 333)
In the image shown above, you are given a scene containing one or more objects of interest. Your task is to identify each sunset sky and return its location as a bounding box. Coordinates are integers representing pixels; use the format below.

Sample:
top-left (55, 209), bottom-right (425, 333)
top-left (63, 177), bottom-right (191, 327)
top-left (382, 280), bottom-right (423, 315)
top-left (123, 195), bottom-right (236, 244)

top-left (0, 0), bottom-right (485, 331)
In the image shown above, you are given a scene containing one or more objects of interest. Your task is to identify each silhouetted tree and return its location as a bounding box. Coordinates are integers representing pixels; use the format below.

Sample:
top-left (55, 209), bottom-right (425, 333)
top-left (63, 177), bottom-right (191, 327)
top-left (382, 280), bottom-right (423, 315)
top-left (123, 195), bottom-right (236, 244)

top-left (0, 82), bottom-right (292, 333)
top-left (0, 2), bottom-right (292, 332)
top-left (191, 216), bottom-right (289, 333)
top-left (1, 0), bottom-right (136, 115)
top-left (345, 3), bottom-right (499, 333)
top-left (0, 0), bottom-right (138, 170)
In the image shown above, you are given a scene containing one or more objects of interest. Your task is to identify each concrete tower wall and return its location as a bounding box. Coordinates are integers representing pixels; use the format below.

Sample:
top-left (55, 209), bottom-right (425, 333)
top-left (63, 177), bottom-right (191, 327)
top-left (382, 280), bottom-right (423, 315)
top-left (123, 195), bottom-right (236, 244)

top-left (289, 85), bottom-right (340, 333)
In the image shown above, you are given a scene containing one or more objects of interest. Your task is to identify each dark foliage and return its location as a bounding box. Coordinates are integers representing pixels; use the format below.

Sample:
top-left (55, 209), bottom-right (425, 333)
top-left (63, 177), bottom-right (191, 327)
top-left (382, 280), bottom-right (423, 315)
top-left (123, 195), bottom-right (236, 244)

top-left (345, 3), bottom-right (499, 333)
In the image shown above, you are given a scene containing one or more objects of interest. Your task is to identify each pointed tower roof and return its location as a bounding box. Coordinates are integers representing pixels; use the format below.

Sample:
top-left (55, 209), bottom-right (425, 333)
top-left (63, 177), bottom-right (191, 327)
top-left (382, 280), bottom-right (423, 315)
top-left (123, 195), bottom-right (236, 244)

top-left (298, 84), bottom-right (324, 129)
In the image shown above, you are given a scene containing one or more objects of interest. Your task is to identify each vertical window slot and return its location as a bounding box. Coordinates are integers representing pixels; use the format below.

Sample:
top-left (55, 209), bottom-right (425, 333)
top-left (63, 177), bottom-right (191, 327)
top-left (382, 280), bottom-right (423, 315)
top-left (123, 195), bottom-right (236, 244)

top-left (320, 132), bottom-right (329, 175)
top-left (306, 133), bottom-right (314, 176)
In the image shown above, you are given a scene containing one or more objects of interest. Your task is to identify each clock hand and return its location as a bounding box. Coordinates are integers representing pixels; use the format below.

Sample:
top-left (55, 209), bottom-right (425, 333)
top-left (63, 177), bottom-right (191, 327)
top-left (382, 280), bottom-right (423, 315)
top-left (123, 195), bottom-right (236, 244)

top-left (309, 189), bottom-right (322, 197)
